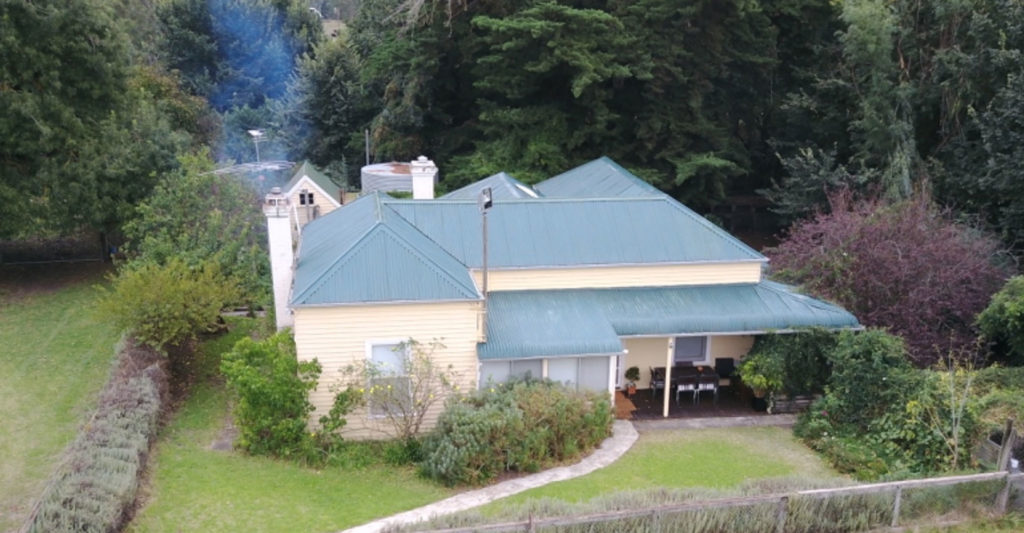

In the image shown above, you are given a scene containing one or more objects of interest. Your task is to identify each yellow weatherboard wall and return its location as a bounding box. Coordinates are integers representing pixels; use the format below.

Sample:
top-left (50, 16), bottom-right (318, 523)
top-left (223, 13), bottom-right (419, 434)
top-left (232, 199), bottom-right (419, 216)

top-left (471, 262), bottom-right (762, 291)
top-left (288, 176), bottom-right (339, 227)
top-left (622, 337), bottom-right (669, 388)
top-left (711, 335), bottom-right (755, 360)
top-left (622, 335), bottom-right (755, 388)
top-left (293, 301), bottom-right (481, 439)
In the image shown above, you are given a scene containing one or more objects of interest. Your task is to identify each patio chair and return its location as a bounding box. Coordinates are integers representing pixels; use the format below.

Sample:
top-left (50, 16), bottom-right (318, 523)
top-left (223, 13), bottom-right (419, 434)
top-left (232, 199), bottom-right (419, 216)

top-left (715, 358), bottom-right (736, 391)
top-left (649, 367), bottom-right (665, 398)
top-left (696, 372), bottom-right (719, 405)
top-left (676, 376), bottom-right (697, 405)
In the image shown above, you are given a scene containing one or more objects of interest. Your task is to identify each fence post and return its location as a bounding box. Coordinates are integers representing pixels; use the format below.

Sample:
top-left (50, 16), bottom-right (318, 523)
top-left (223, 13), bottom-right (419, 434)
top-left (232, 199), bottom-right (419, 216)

top-left (527, 512), bottom-right (535, 533)
top-left (995, 420), bottom-right (1016, 515)
top-left (775, 495), bottom-right (789, 533)
top-left (891, 485), bottom-right (903, 527)
top-left (996, 419), bottom-right (1014, 471)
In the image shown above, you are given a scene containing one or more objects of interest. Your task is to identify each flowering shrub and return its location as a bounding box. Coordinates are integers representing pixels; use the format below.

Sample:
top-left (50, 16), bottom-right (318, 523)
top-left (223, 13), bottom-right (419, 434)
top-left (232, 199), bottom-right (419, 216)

top-left (340, 339), bottom-right (460, 442)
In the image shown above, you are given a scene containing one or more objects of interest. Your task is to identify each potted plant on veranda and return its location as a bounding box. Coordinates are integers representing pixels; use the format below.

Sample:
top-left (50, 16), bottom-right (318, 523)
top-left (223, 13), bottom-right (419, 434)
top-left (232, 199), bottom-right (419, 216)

top-left (736, 352), bottom-right (783, 412)
top-left (624, 366), bottom-right (640, 396)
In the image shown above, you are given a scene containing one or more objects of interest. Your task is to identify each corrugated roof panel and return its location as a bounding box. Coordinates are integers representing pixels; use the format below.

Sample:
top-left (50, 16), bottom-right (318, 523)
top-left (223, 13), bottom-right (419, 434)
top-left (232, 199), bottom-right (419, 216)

top-left (292, 193), bottom-right (479, 305)
top-left (441, 172), bottom-right (542, 200)
top-left (478, 291), bottom-right (623, 360)
top-left (385, 197), bottom-right (764, 267)
top-left (478, 282), bottom-right (859, 359)
top-left (293, 226), bottom-right (479, 305)
top-left (534, 157), bottom-right (665, 198)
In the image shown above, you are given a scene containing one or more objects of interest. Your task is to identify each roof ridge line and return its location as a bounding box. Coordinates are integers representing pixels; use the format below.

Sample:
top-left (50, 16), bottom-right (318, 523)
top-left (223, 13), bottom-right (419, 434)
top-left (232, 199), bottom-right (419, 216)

top-left (291, 221), bottom-right (379, 304)
top-left (375, 223), bottom-right (481, 299)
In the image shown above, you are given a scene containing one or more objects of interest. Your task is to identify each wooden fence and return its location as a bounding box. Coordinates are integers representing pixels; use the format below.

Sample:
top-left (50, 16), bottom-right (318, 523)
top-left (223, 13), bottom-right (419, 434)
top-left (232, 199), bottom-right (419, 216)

top-left (416, 471), bottom-right (1023, 533)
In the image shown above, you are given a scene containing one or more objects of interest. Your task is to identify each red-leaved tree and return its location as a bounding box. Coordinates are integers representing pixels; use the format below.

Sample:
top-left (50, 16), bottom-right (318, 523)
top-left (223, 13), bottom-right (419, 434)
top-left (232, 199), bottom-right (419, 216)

top-left (768, 190), bottom-right (1011, 366)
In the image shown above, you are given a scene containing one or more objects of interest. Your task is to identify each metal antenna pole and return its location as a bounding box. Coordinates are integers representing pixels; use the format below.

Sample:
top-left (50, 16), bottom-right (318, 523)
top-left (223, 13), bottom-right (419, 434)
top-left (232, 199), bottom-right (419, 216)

top-left (479, 187), bottom-right (493, 340)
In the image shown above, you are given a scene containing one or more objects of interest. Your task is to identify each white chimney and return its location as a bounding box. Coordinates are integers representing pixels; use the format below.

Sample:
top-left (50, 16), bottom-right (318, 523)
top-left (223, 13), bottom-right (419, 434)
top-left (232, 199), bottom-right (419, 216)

top-left (410, 155), bottom-right (438, 199)
top-left (263, 187), bottom-right (294, 330)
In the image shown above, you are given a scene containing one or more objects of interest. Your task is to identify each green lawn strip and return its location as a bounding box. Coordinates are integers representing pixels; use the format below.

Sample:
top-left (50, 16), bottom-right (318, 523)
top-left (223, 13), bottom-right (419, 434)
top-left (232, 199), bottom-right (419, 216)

top-left (130, 321), bottom-right (453, 533)
top-left (0, 279), bottom-right (119, 531)
top-left (487, 426), bottom-right (839, 509)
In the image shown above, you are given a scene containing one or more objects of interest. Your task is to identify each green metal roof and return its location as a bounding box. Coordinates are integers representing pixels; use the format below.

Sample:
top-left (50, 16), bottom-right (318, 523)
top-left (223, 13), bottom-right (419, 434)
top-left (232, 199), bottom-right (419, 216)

top-left (292, 193), bottom-right (480, 305)
top-left (286, 161), bottom-right (342, 203)
top-left (385, 196), bottom-right (764, 267)
top-left (534, 157), bottom-right (666, 199)
top-left (291, 157), bottom-right (767, 305)
top-left (440, 172), bottom-right (542, 200)
top-left (478, 282), bottom-right (860, 360)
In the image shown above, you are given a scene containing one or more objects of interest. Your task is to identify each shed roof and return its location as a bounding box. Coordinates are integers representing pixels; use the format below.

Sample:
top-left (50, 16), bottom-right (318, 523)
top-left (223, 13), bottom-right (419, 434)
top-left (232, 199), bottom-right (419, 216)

top-left (478, 282), bottom-right (861, 359)
top-left (440, 172), bottom-right (542, 200)
top-left (534, 156), bottom-right (665, 199)
top-left (285, 161), bottom-right (342, 203)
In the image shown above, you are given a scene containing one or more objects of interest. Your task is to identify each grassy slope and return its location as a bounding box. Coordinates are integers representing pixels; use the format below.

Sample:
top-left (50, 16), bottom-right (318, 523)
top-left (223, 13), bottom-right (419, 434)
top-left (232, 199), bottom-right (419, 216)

top-left (129, 321), bottom-right (453, 533)
top-left (0, 274), bottom-right (119, 531)
top-left (491, 426), bottom-right (839, 507)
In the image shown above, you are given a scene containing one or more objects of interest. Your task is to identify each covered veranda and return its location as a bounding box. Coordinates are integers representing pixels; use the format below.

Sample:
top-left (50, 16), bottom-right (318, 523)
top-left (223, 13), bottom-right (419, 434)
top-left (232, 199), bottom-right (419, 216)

top-left (479, 280), bottom-right (860, 418)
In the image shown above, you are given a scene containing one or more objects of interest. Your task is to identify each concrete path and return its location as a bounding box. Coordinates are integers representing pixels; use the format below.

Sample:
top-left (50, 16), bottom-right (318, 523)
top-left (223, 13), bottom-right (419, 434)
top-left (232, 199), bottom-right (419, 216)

top-left (632, 413), bottom-right (797, 432)
top-left (341, 420), bottom-right (639, 533)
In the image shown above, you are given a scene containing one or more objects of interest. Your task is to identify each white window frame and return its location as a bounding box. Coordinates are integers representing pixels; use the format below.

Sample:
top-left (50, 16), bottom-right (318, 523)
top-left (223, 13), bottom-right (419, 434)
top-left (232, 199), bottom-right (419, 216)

top-left (673, 335), bottom-right (709, 365)
top-left (365, 339), bottom-right (411, 418)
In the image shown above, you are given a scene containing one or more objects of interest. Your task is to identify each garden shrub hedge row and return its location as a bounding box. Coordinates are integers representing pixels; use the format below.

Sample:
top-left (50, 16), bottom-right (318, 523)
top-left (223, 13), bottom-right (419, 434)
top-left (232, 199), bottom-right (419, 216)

top-left (25, 340), bottom-right (168, 533)
top-left (421, 379), bottom-right (613, 486)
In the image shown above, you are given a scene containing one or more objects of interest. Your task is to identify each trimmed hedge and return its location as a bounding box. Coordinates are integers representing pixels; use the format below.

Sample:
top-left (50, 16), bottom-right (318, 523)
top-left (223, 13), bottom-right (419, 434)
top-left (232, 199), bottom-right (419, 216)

top-left (421, 379), bottom-right (613, 486)
top-left (24, 340), bottom-right (168, 533)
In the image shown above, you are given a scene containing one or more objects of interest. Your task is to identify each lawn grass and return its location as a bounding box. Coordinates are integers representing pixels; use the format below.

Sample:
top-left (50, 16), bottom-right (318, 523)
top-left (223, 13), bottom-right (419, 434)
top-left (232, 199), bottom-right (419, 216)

top-left (489, 426), bottom-right (840, 508)
top-left (128, 319), bottom-right (454, 533)
top-left (0, 269), bottom-right (120, 531)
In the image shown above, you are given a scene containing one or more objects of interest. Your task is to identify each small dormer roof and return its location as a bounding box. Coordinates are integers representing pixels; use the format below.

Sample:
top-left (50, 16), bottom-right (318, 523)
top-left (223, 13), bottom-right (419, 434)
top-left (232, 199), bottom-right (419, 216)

top-left (285, 161), bottom-right (342, 205)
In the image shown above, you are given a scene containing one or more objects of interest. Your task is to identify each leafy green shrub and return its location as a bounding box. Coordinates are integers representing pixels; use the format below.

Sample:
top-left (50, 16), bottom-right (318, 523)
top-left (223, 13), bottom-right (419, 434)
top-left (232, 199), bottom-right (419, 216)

top-left (971, 366), bottom-right (1024, 447)
top-left (420, 392), bottom-right (523, 485)
top-left (26, 341), bottom-right (168, 533)
top-left (736, 349), bottom-right (784, 396)
top-left (221, 332), bottom-right (322, 458)
top-left (122, 153), bottom-right (271, 304)
top-left (973, 365), bottom-right (1024, 390)
top-left (824, 329), bottom-right (920, 431)
top-left (978, 276), bottom-right (1024, 366)
top-left (97, 258), bottom-right (240, 352)
top-left (796, 330), bottom-right (981, 477)
top-left (741, 329), bottom-right (836, 398)
top-left (421, 380), bottom-right (613, 486)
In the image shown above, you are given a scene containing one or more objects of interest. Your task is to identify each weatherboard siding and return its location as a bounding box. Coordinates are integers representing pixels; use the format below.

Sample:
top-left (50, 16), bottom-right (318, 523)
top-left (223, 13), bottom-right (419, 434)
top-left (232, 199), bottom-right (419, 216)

top-left (622, 337), bottom-right (670, 389)
top-left (711, 335), bottom-right (755, 360)
top-left (622, 335), bottom-right (754, 389)
top-left (293, 301), bottom-right (481, 439)
top-left (289, 176), bottom-right (339, 227)
top-left (471, 262), bottom-right (761, 292)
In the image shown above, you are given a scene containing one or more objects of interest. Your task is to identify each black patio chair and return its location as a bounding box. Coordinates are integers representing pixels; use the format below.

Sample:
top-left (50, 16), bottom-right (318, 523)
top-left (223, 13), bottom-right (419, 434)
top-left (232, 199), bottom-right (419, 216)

top-left (649, 366), bottom-right (665, 398)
